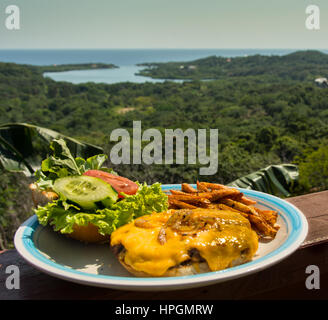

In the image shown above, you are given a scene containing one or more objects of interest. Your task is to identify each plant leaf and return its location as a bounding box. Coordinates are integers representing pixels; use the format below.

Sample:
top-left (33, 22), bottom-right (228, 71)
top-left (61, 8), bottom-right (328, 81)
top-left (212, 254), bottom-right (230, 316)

top-left (228, 164), bottom-right (299, 197)
top-left (0, 123), bottom-right (103, 176)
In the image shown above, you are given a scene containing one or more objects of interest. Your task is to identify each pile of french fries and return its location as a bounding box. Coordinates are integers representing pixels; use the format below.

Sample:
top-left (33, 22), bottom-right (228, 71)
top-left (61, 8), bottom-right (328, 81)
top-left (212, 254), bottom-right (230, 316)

top-left (167, 182), bottom-right (280, 239)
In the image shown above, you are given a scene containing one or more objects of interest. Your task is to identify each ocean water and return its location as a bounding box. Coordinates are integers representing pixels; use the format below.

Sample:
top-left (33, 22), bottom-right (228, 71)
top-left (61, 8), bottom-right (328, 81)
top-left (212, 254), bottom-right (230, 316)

top-left (0, 48), bottom-right (318, 84)
top-left (44, 65), bottom-right (178, 84)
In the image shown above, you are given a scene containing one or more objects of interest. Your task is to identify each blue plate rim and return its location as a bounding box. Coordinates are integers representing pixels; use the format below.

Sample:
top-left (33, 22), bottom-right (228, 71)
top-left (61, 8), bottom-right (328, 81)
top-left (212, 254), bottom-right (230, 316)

top-left (14, 185), bottom-right (308, 290)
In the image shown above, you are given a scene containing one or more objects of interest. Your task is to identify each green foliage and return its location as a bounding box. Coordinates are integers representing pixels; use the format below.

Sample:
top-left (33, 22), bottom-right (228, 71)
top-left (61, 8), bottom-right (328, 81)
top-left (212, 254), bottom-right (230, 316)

top-left (138, 50), bottom-right (328, 81)
top-left (298, 146), bottom-right (328, 192)
top-left (0, 54), bottom-right (327, 189)
top-left (39, 63), bottom-right (117, 73)
top-left (0, 54), bottom-right (327, 186)
top-left (0, 169), bottom-right (33, 249)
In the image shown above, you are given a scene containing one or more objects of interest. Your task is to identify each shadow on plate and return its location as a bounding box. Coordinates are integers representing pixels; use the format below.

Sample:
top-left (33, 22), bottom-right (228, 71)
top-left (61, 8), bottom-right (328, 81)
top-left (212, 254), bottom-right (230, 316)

top-left (33, 225), bottom-right (132, 277)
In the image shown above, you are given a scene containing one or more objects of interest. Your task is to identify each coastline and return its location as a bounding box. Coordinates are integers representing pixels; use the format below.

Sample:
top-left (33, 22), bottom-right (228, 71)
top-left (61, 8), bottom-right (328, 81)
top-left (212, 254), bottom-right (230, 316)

top-left (37, 63), bottom-right (118, 73)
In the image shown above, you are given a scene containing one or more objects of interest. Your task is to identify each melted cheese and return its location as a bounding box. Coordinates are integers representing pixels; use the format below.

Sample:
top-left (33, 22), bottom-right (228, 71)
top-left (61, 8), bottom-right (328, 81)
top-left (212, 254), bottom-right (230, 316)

top-left (110, 208), bottom-right (258, 276)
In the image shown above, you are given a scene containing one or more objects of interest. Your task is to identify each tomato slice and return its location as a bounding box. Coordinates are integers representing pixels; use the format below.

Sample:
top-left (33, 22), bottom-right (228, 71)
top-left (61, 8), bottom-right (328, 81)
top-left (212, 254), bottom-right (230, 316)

top-left (83, 170), bottom-right (138, 198)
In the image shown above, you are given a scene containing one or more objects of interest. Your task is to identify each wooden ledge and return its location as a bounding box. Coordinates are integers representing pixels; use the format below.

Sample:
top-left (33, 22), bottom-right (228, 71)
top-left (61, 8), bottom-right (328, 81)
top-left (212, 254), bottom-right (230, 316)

top-left (286, 190), bottom-right (328, 248)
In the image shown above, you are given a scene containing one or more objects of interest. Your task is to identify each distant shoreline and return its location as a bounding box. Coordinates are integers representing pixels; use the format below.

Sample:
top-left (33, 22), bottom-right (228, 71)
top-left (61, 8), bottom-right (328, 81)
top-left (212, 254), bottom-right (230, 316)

top-left (37, 63), bottom-right (118, 73)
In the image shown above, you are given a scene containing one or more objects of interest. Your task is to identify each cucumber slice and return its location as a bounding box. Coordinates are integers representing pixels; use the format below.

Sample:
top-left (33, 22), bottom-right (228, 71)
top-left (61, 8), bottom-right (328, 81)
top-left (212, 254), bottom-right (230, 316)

top-left (53, 175), bottom-right (118, 210)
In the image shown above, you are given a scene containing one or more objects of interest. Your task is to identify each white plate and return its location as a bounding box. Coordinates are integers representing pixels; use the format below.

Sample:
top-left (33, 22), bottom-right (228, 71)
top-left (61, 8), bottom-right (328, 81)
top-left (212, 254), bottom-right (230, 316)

top-left (14, 185), bottom-right (308, 291)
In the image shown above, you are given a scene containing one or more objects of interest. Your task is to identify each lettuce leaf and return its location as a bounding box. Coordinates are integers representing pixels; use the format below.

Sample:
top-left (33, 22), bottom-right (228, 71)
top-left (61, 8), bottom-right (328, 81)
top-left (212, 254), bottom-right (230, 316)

top-left (34, 139), bottom-right (168, 235)
top-left (35, 139), bottom-right (116, 190)
top-left (34, 182), bottom-right (168, 235)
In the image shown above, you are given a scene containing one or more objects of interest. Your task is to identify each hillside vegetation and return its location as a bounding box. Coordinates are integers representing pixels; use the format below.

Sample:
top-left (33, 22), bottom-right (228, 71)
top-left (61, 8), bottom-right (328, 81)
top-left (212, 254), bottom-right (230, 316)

top-left (138, 50), bottom-right (328, 81)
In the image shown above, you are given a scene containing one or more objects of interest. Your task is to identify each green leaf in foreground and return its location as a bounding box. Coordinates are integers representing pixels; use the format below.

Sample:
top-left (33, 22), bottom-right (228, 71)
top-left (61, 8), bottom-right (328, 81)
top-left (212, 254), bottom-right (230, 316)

top-left (0, 122), bottom-right (103, 176)
top-left (228, 164), bottom-right (299, 197)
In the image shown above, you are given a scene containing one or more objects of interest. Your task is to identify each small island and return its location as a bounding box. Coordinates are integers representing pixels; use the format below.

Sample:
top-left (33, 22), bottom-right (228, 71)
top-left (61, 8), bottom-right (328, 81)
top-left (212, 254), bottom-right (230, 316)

top-left (37, 63), bottom-right (118, 73)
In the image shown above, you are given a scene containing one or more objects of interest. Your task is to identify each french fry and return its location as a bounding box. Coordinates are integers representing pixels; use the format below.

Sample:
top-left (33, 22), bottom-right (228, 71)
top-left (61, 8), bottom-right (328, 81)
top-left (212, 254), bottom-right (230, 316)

top-left (182, 189), bottom-right (241, 201)
top-left (197, 181), bottom-right (209, 192)
top-left (224, 192), bottom-right (244, 201)
top-left (214, 203), bottom-right (249, 218)
top-left (172, 188), bottom-right (221, 199)
top-left (197, 182), bottom-right (227, 190)
top-left (170, 189), bottom-right (189, 195)
top-left (181, 183), bottom-right (198, 193)
top-left (239, 195), bottom-right (257, 206)
top-left (209, 189), bottom-right (241, 202)
top-left (248, 214), bottom-right (279, 238)
top-left (168, 198), bottom-right (197, 209)
top-left (254, 208), bottom-right (278, 226)
top-left (219, 198), bottom-right (259, 216)
top-left (189, 192), bottom-right (214, 199)
top-left (168, 194), bottom-right (211, 207)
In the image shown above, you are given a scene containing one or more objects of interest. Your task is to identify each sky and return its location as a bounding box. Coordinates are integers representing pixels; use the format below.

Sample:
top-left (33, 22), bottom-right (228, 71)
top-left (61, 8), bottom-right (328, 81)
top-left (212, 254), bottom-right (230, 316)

top-left (0, 0), bottom-right (327, 49)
